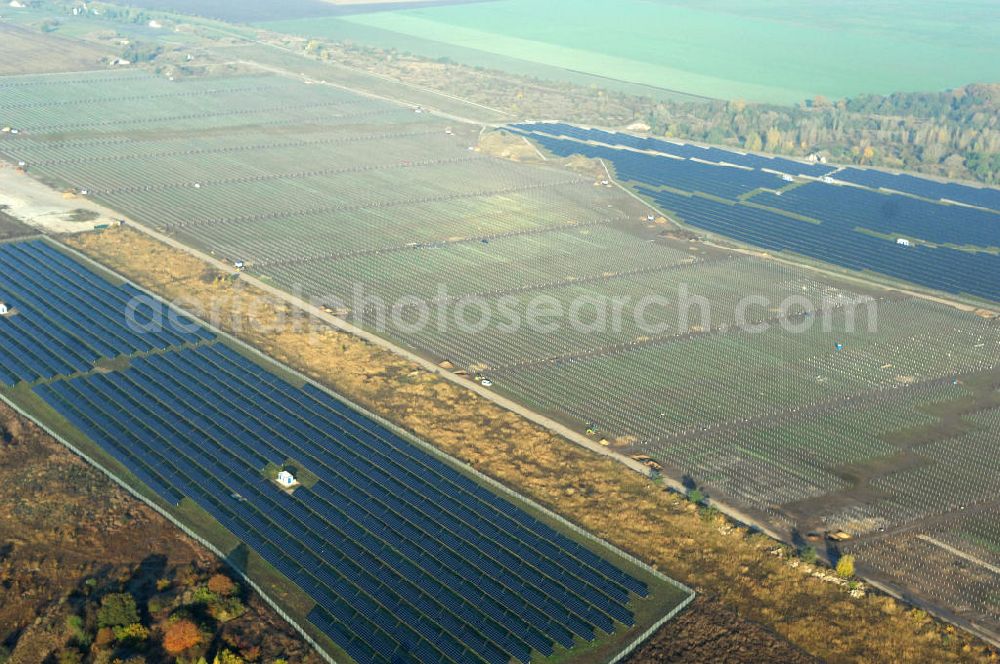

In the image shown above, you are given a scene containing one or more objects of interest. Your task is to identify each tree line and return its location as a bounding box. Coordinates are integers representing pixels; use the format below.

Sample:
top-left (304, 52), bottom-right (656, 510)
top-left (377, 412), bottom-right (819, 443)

top-left (641, 84), bottom-right (1000, 184)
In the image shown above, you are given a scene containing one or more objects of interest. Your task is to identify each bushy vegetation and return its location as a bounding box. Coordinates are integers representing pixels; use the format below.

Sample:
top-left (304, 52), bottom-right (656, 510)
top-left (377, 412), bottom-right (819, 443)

top-left (836, 554), bottom-right (857, 580)
top-left (56, 568), bottom-right (253, 663)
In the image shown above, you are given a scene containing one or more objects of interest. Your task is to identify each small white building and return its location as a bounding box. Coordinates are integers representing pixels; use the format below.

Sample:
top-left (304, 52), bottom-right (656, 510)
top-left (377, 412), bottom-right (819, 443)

top-left (276, 470), bottom-right (297, 487)
top-left (0, 302), bottom-right (9, 316)
top-left (8, 1), bottom-right (26, 8)
top-left (896, 238), bottom-right (912, 247)
top-left (147, 19), bottom-right (162, 28)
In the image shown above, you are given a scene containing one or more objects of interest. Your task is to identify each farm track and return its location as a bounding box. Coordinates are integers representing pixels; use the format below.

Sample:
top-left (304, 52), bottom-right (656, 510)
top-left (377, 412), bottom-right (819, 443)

top-left (848, 497), bottom-right (1000, 551)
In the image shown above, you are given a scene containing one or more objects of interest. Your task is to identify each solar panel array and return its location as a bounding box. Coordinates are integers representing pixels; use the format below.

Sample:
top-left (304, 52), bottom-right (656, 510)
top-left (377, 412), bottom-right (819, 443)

top-left (524, 131), bottom-right (786, 199)
top-left (511, 124), bottom-right (1000, 304)
top-left (834, 167), bottom-right (1000, 212)
top-left (511, 123), bottom-right (836, 177)
top-left (0, 240), bottom-right (211, 386)
top-left (755, 183), bottom-right (1000, 248)
top-left (35, 343), bottom-right (647, 663)
top-left (1, 241), bottom-right (654, 664)
top-left (637, 187), bottom-right (1000, 302)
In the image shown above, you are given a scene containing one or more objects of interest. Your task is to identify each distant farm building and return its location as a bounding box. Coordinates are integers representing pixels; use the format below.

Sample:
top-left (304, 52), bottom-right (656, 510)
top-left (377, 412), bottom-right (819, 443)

top-left (0, 302), bottom-right (8, 316)
top-left (110, 58), bottom-right (131, 66)
top-left (147, 19), bottom-right (162, 28)
top-left (896, 238), bottom-right (912, 247)
top-left (8, 1), bottom-right (26, 8)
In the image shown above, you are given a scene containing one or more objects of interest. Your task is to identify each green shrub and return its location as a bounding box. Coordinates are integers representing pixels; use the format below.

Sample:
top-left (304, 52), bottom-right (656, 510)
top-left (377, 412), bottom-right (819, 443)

top-left (97, 593), bottom-right (139, 628)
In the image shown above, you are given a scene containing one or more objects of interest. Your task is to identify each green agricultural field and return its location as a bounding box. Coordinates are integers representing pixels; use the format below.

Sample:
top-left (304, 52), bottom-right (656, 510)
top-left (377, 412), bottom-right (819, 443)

top-left (258, 0), bottom-right (1000, 104)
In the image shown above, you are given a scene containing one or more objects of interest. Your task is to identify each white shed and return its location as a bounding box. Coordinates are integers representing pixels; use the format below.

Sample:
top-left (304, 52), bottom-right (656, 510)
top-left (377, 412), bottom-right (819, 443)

top-left (896, 238), bottom-right (912, 247)
top-left (276, 470), bottom-right (297, 487)
top-left (0, 302), bottom-right (8, 316)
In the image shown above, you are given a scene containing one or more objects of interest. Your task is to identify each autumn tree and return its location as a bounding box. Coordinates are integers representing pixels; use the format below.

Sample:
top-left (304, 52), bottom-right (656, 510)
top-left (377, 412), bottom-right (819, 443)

top-left (207, 573), bottom-right (236, 597)
top-left (163, 619), bottom-right (201, 655)
top-left (836, 554), bottom-right (856, 579)
top-left (113, 622), bottom-right (149, 644)
top-left (764, 127), bottom-right (783, 152)
top-left (214, 649), bottom-right (246, 664)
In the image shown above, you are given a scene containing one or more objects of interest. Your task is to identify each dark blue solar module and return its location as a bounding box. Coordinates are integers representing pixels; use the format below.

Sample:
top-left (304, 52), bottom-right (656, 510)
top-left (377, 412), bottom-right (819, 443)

top-left (755, 183), bottom-right (1000, 249)
top-left (524, 132), bottom-right (786, 199)
top-left (505, 127), bottom-right (1000, 303)
top-left (0, 240), bottom-right (212, 386)
top-left (642, 188), bottom-right (1000, 302)
top-left (32, 340), bottom-right (648, 664)
top-left (834, 168), bottom-right (1000, 212)
top-left (510, 123), bottom-right (836, 178)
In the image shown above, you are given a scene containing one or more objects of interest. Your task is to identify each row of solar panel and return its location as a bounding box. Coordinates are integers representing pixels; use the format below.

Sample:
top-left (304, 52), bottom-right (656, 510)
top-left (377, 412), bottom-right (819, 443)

top-left (41, 366), bottom-right (572, 660)
top-left (515, 123), bottom-right (1000, 212)
top-left (0, 240), bottom-right (211, 385)
top-left (37, 366), bottom-right (513, 664)
top-left (510, 123), bottom-right (837, 178)
top-left (177, 346), bottom-right (642, 609)
top-left (204, 346), bottom-right (644, 597)
top-left (641, 188), bottom-right (1000, 302)
top-left (524, 133), bottom-right (786, 199)
top-left (754, 182), bottom-right (1000, 249)
top-left (834, 167), bottom-right (1000, 212)
top-left (32, 341), bottom-right (646, 663)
